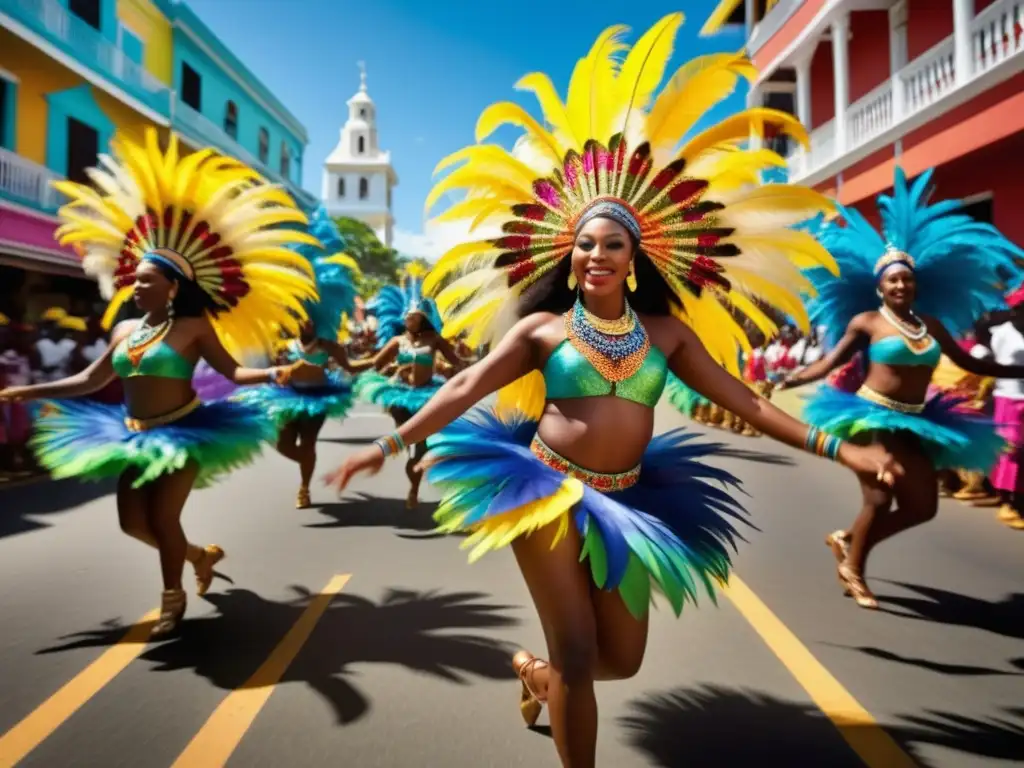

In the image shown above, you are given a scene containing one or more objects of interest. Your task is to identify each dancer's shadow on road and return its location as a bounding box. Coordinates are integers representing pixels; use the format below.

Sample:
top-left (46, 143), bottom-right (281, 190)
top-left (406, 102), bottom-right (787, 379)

top-left (619, 684), bottom-right (1024, 767)
top-left (38, 586), bottom-right (521, 725)
top-left (874, 580), bottom-right (1024, 640)
top-left (307, 492), bottom-right (446, 539)
top-left (0, 478), bottom-right (114, 540)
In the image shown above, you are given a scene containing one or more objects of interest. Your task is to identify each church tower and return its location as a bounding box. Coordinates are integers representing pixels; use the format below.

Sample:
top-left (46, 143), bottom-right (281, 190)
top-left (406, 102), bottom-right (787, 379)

top-left (322, 63), bottom-right (398, 247)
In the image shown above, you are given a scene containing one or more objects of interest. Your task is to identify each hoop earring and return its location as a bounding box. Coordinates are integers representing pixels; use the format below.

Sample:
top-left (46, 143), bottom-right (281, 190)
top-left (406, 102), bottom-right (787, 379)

top-left (626, 261), bottom-right (638, 293)
top-left (166, 295), bottom-right (176, 320)
top-left (568, 271), bottom-right (578, 290)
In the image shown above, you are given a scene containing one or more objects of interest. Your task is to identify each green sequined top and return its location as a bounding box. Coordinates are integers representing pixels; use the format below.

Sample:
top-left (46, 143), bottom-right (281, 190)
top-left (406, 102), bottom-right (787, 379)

top-left (111, 339), bottom-right (195, 380)
top-left (542, 339), bottom-right (668, 407)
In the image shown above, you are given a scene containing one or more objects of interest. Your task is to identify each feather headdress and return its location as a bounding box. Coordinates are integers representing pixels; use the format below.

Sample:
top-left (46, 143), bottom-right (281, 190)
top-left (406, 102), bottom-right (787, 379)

top-left (804, 167), bottom-right (1024, 347)
top-left (421, 13), bottom-right (835, 414)
top-left (296, 205), bottom-right (361, 340)
top-left (366, 263), bottom-right (444, 348)
top-left (52, 129), bottom-right (318, 357)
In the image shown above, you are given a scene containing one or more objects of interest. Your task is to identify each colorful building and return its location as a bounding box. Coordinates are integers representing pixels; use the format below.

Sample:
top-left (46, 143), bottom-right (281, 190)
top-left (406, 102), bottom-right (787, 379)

top-left (0, 0), bottom-right (314, 318)
top-left (705, 0), bottom-right (1024, 243)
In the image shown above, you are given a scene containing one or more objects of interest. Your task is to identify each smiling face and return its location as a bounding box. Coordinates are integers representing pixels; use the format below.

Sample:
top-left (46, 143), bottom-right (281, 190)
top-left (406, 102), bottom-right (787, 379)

top-left (405, 311), bottom-right (424, 334)
top-left (571, 217), bottom-right (634, 299)
top-left (133, 262), bottom-right (176, 314)
top-left (878, 265), bottom-right (916, 311)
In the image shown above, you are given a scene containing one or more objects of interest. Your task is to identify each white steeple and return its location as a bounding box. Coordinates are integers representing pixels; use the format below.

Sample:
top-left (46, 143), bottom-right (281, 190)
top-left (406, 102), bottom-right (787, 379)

top-left (322, 63), bottom-right (398, 247)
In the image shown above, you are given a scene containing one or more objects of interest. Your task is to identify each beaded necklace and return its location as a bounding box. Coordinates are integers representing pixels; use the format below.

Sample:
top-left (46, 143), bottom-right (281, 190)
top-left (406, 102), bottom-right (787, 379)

top-left (564, 298), bottom-right (649, 386)
top-left (125, 313), bottom-right (173, 367)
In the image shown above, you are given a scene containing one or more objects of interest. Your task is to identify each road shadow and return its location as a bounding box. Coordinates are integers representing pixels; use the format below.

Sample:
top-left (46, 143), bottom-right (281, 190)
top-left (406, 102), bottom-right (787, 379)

top-left (714, 447), bottom-right (796, 466)
top-left (823, 643), bottom-right (1024, 677)
top-left (0, 478), bottom-right (114, 540)
top-left (306, 493), bottom-right (442, 536)
top-left (619, 684), bottom-right (1024, 767)
top-left (37, 586), bottom-right (520, 725)
top-left (317, 436), bottom-right (378, 446)
top-left (875, 581), bottom-right (1024, 640)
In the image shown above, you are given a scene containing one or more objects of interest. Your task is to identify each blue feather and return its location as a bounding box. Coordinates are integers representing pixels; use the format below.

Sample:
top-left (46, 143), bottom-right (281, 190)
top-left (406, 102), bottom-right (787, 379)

top-left (294, 205), bottom-right (359, 340)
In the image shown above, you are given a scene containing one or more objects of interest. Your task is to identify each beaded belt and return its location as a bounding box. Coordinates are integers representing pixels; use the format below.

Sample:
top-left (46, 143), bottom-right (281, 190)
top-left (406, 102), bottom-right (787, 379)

top-left (124, 397), bottom-right (201, 432)
top-left (855, 385), bottom-right (925, 414)
top-left (530, 435), bottom-right (641, 492)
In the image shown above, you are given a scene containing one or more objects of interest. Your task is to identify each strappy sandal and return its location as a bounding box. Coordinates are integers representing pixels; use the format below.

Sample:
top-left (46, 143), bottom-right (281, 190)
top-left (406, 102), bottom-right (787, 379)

top-left (193, 545), bottom-right (225, 597)
top-left (151, 589), bottom-right (187, 638)
top-left (512, 650), bottom-right (548, 726)
top-left (825, 531), bottom-right (851, 594)
top-left (837, 564), bottom-right (878, 609)
top-left (296, 486), bottom-right (312, 509)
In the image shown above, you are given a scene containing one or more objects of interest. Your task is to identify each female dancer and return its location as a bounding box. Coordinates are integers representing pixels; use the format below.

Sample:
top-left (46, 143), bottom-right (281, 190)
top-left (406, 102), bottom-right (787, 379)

top-left (779, 167), bottom-right (1024, 608)
top-left (326, 15), bottom-right (899, 766)
top-left (232, 206), bottom-right (372, 508)
top-left (356, 268), bottom-right (465, 508)
top-left (0, 130), bottom-right (320, 636)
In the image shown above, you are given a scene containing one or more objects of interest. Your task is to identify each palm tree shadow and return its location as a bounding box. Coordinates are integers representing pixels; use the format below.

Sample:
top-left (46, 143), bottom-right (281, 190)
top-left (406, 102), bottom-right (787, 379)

top-left (715, 447), bottom-right (796, 466)
top-left (37, 587), bottom-right (521, 725)
top-left (874, 581), bottom-right (1024, 640)
top-left (821, 643), bottom-right (1024, 677)
top-left (0, 478), bottom-right (114, 540)
top-left (619, 684), bottom-right (1024, 767)
top-left (307, 493), bottom-right (439, 533)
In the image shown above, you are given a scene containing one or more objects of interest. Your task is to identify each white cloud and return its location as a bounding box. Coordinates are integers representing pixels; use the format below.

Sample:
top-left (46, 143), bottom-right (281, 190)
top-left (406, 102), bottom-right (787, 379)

top-left (393, 219), bottom-right (501, 262)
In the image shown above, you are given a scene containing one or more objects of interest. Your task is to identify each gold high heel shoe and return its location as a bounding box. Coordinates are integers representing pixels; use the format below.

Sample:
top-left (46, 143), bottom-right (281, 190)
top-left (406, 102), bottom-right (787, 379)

top-left (825, 531), bottom-right (851, 596)
top-left (512, 650), bottom-right (548, 727)
top-left (837, 564), bottom-right (878, 609)
top-left (296, 486), bottom-right (311, 509)
top-left (151, 589), bottom-right (187, 638)
top-left (193, 545), bottom-right (225, 597)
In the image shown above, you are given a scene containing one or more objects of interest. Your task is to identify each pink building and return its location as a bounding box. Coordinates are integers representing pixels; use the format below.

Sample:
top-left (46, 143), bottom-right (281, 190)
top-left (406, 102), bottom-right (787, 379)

top-left (705, 0), bottom-right (1024, 242)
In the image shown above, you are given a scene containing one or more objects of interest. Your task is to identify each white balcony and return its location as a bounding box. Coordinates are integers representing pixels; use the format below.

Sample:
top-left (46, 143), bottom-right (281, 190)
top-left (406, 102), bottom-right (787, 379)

top-left (0, 0), bottom-right (171, 120)
top-left (786, 0), bottom-right (1024, 184)
top-left (0, 147), bottom-right (67, 212)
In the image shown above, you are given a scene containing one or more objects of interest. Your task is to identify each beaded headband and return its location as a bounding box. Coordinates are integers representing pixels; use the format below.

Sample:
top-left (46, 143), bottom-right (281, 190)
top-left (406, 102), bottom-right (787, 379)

top-left (574, 199), bottom-right (642, 243)
top-left (142, 248), bottom-right (196, 281)
top-left (874, 246), bottom-right (915, 280)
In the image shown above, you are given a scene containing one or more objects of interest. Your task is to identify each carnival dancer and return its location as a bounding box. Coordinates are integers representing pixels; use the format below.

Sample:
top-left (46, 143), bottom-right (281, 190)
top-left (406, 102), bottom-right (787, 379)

top-left (0, 130), bottom-right (321, 637)
top-left (355, 266), bottom-right (466, 508)
top-left (232, 206), bottom-right (374, 508)
top-left (779, 167), bottom-right (1024, 609)
top-left (325, 16), bottom-right (900, 766)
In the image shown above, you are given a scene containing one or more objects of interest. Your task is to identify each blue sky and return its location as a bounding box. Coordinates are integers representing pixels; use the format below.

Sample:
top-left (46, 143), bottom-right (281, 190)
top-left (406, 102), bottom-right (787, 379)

top-left (186, 0), bottom-right (747, 258)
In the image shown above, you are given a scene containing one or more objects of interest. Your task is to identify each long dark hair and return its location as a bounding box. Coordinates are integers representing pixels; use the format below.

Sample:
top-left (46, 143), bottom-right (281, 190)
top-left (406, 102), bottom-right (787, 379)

top-left (518, 242), bottom-right (676, 318)
top-left (149, 261), bottom-right (210, 318)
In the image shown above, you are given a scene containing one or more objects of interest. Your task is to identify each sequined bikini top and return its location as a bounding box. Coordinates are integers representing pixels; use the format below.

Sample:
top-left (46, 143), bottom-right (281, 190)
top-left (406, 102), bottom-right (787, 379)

top-left (287, 340), bottom-right (330, 367)
top-left (868, 334), bottom-right (941, 370)
top-left (111, 338), bottom-right (194, 380)
top-left (397, 336), bottom-right (434, 366)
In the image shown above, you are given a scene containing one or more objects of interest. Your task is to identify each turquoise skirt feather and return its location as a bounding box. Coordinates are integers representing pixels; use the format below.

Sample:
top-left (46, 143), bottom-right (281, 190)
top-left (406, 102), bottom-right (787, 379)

top-left (664, 373), bottom-right (710, 416)
top-left (803, 386), bottom-right (1005, 471)
top-left (231, 369), bottom-right (354, 427)
top-left (424, 408), bottom-right (749, 619)
top-left (355, 371), bottom-right (442, 415)
top-left (30, 399), bottom-right (273, 488)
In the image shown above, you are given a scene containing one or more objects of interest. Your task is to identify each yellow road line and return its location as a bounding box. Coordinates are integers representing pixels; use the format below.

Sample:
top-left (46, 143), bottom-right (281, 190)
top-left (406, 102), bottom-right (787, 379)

top-left (0, 609), bottom-right (158, 768)
top-left (171, 574), bottom-right (351, 768)
top-left (723, 576), bottom-right (919, 768)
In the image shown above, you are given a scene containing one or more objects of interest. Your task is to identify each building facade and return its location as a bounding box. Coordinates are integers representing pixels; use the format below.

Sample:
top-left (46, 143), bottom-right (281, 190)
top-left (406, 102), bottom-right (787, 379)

top-left (707, 0), bottom-right (1024, 242)
top-left (321, 65), bottom-right (397, 248)
top-left (0, 0), bottom-right (313, 318)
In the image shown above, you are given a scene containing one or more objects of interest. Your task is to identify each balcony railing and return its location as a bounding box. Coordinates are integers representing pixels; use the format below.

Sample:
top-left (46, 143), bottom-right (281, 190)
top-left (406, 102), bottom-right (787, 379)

top-left (172, 100), bottom-right (315, 208)
top-left (0, 0), bottom-right (172, 117)
top-left (0, 147), bottom-right (67, 212)
top-left (786, 0), bottom-right (1024, 181)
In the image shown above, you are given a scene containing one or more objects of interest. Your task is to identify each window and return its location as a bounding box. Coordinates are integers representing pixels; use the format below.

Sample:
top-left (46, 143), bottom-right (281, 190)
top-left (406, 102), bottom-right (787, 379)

top-left (68, 0), bottom-right (101, 30)
top-left (181, 63), bottom-right (201, 110)
top-left (359, 107), bottom-right (367, 118)
top-left (224, 101), bottom-right (238, 139)
top-left (67, 117), bottom-right (99, 185)
top-left (280, 142), bottom-right (290, 177)
top-left (337, 177), bottom-right (345, 197)
top-left (257, 127), bottom-right (269, 164)
top-left (357, 135), bottom-right (365, 154)
top-left (358, 177), bottom-right (369, 200)
top-left (0, 78), bottom-right (12, 150)
top-left (118, 24), bottom-right (144, 65)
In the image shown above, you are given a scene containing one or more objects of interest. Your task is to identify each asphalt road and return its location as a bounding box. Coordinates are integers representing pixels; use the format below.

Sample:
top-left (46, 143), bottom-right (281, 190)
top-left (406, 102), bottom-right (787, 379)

top-left (0, 401), bottom-right (1021, 767)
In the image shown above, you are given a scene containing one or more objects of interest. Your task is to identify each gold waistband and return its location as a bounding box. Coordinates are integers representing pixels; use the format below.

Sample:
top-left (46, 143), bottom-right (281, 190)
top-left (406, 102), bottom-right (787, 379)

top-left (855, 385), bottom-right (925, 414)
top-left (124, 397), bottom-right (201, 432)
top-left (530, 435), bottom-right (641, 492)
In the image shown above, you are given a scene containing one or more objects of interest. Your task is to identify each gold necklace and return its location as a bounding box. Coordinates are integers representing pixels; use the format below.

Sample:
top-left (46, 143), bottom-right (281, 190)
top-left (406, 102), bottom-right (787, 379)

top-left (578, 300), bottom-right (635, 336)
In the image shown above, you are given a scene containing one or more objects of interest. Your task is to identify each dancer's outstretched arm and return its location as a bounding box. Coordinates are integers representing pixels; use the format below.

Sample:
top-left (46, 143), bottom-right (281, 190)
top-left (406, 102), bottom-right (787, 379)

top-left (927, 316), bottom-right (1024, 379)
top-left (196, 320), bottom-right (319, 386)
top-left (779, 314), bottom-right (872, 389)
top-left (325, 314), bottom-right (547, 490)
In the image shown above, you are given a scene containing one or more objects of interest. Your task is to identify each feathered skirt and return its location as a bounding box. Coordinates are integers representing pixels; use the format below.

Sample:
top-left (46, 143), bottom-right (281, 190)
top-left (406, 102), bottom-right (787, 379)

top-left (803, 385), bottom-right (1005, 471)
top-left (664, 373), bottom-right (710, 416)
top-left (231, 369), bottom-right (354, 427)
top-left (423, 408), bottom-right (748, 619)
top-left (30, 398), bottom-right (273, 488)
top-left (355, 371), bottom-right (442, 416)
